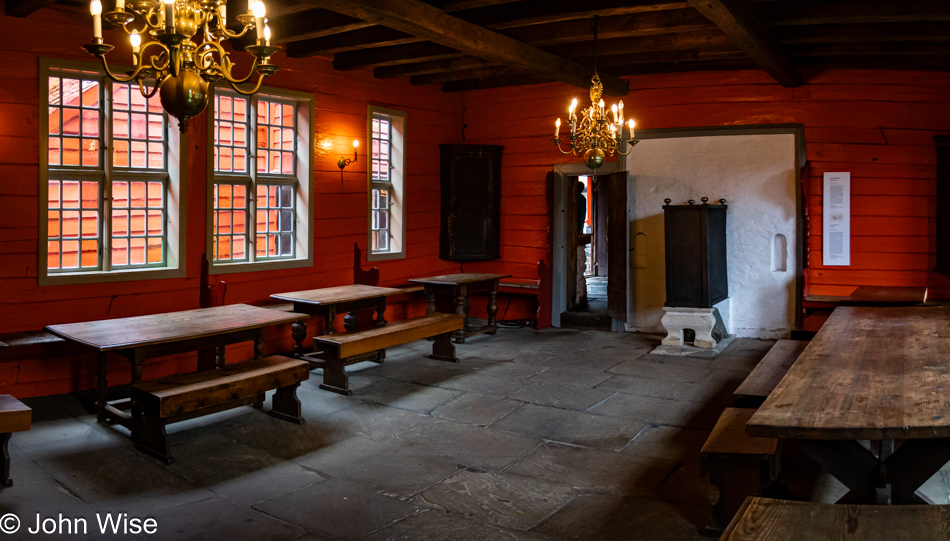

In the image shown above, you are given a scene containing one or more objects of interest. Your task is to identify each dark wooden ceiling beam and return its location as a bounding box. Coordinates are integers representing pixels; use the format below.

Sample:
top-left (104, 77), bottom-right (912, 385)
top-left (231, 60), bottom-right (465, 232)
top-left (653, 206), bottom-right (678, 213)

top-left (502, 8), bottom-right (716, 47)
top-left (773, 23), bottom-right (950, 45)
top-left (374, 57), bottom-right (496, 78)
top-left (441, 0), bottom-right (522, 10)
top-left (792, 55), bottom-right (950, 71)
top-left (787, 42), bottom-right (950, 57)
top-left (757, 1), bottom-right (950, 26)
top-left (307, 0), bottom-right (629, 96)
top-left (687, 0), bottom-right (801, 86)
top-left (542, 29), bottom-right (735, 57)
top-left (278, 26), bottom-right (415, 50)
top-left (412, 65), bottom-right (517, 85)
top-left (331, 42), bottom-right (464, 69)
top-left (272, 9), bottom-right (373, 43)
top-left (6, 0), bottom-right (58, 17)
top-left (461, 0), bottom-right (690, 30)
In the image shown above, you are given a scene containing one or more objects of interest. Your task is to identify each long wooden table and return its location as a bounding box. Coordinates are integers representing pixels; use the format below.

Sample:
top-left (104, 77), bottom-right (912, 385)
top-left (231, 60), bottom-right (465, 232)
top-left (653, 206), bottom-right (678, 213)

top-left (46, 305), bottom-right (306, 430)
top-left (271, 284), bottom-right (404, 358)
top-left (409, 273), bottom-right (510, 343)
top-left (747, 306), bottom-right (950, 505)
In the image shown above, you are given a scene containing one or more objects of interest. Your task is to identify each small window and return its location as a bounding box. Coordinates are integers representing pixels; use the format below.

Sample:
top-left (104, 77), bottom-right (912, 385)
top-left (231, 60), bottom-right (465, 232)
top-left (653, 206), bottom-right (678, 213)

top-left (367, 106), bottom-right (406, 261)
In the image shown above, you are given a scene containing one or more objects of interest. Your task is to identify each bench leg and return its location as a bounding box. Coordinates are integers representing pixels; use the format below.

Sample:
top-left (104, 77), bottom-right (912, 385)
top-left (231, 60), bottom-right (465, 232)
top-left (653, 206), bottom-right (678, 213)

top-left (134, 415), bottom-right (173, 465)
top-left (0, 433), bottom-right (12, 487)
top-left (319, 357), bottom-right (353, 396)
top-left (705, 458), bottom-right (774, 535)
top-left (429, 332), bottom-right (459, 363)
top-left (253, 391), bottom-right (265, 409)
top-left (270, 383), bottom-right (305, 424)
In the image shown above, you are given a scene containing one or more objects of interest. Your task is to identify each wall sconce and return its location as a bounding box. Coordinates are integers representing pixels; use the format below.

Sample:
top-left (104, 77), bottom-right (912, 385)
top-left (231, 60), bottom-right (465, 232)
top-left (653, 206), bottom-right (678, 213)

top-left (337, 140), bottom-right (359, 170)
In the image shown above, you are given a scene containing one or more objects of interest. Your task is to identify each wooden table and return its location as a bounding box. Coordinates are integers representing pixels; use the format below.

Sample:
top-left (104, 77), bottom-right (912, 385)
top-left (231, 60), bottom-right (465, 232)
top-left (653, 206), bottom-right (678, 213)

top-left (46, 304), bottom-right (306, 430)
top-left (409, 273), bottom-right (510, 343)
top-left (271, 284), bottom-right (404, 358)
top-left (747, 306), bottom-right (950, 505)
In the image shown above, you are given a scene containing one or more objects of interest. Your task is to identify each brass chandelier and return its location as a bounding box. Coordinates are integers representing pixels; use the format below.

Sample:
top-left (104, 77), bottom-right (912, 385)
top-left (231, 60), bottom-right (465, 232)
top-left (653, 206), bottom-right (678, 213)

top-left (84, 0), bottom-right (279, 131)
top-left (552, 16), bottom-right (636, 172)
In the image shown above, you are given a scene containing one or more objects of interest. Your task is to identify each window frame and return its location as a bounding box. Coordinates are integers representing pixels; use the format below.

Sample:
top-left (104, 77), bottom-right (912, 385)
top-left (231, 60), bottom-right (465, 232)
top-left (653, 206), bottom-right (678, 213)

top-left (366, 105), bottom-right (407, 262)
top-left (205, 84), bottom-right (314, 274)
top-left (37, 57), bottom-right (187, 286)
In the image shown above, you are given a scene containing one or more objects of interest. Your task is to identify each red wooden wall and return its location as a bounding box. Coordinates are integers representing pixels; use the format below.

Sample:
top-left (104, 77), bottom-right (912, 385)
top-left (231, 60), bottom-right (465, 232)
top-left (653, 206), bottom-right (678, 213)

top-left (0, 5), bottom-right (463, 397)
top-left (461, 68), bottom-right (950, 302)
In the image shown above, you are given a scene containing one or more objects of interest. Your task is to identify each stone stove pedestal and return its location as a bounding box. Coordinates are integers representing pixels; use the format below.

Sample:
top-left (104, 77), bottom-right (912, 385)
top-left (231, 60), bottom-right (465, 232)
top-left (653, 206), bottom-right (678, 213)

top-left (661, 307), bottom-right (719, 348)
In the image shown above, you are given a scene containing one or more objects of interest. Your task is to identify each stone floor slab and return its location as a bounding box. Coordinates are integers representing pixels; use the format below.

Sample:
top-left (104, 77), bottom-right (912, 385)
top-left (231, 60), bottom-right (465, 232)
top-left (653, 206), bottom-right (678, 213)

top-left (392, 417), bottom-right (542, 472)
top-left (254, 477), bottom-right (421, 541)
top-left (293, 436), bottom-right (460, 499)
top-left (607, 357), bottom-right (711, 383)
top-left (145, 497), bottom-right (306, 541)
top-left (489, 404), bottom-right (645, 451)
top-left (531, 495), bottom-right (705, 541)
top-left (509, 368), bottom-right (615, 411)
top-left (590, 393), bottom-right (714, 430)
top-left (355, 379), bottom-right (464, 414)
top-left (364, 509), bottom-right (554, 541)
top-left (504, 442), bottom-right (678, 496)
top-left (431, 393), bottom-right (521, 426)
top-left (623, 425), bottom-right (710, 464)
top-left (415, 470), bottom-right (573, 531)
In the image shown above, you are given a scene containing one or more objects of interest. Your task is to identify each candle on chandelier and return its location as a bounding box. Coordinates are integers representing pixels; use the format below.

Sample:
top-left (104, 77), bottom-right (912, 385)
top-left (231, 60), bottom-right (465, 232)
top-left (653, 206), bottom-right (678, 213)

top-left (264, 24), bottom-right (271, 46)
top-left (618, 100), bottom-right (624, 123)
top-left (628, 119), bottom-right (635, 140)
top-left (611, 104), bottom-right (618, 124)
top-left (219, 2), bottom-right (226, 23)
top-left (555, 118), bottom-right (561, 138)
top-left (116, 0), bottom-right (125, 11)
top-left (90, 0), bottom-right (102, 40)
top-left (164, 0), bottom-right (174, 33)
top-left (252, 0), bottom-right (266, 44)
top-left (130, 31), bottom-right (141, 61)
top-left (598, 99), bottom-right (605, 116)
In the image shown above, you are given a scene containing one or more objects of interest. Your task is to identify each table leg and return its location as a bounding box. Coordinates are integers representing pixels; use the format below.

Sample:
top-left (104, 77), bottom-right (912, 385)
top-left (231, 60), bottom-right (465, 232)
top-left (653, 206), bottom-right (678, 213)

top-left (486, 280), bottom-right (500, 335)
top-left (424, 287), bottom-right (437, 315)
top-left (96, 351), bottom-right (108, 422)
top-left (794, 440), bottom-right (879, 502)
top-left (887, 438), bottom-right (950, 504)
top-left (325, 307), bottom-right (338, 335)
top-left (291, 320), bottom-right (308, 358)
top-left (454, 285), bottom-right (468, 344)
top-left (215, 345), bottom-right (226, 369)
top-left (375, 297), bottom-right (388, 327)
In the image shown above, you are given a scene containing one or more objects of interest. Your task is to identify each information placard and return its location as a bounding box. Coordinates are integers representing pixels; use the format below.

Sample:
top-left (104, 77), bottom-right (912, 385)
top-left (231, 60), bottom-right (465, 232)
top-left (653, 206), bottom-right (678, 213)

top-left (822, 172), bottom-right (850, 266)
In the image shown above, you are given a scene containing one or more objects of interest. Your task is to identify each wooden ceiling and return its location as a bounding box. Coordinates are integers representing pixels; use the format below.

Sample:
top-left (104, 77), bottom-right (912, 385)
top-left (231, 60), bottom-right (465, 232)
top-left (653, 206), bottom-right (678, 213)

top-left (18, 0), bottom-right (950, 94)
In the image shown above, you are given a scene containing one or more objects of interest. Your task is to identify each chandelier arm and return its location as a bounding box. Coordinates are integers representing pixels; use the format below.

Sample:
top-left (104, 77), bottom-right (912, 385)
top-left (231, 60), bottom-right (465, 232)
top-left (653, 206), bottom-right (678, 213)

top-left (552, 139), bottom-right (576, 155)
top-left (136, 77), bottom-right (161, 99)
top-left (97, 41), bottom-right (167, 83)
top-left (227, 72), bottom-right (268, 96)
top-left (217, 23), bottom-right (252, 40)
top-left (615, 140), bottom-right (638, 157)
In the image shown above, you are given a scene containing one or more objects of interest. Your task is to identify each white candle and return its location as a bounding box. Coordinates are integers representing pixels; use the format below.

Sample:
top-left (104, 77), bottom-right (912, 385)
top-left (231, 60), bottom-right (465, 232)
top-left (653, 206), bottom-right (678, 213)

top-left (130, 31), bottom-right (141, 61)
top-left (611, 104), bottom-right (618, 124)
top-left (263, 24), bottom-right (271, 46)
top-left (628, 119), bottom-right (635, 140)
top-left (116, 0), bottom-right (124, 10)
top-left (219, 2), bottom-right (226, 23)
top-left (252, 1), bottom-right (265, 44)
top-left (164, 0), bottom-right (174, 33)
top-left (352, 139), bottom-right (359, 161)
top-left (555, 118), bottom-right (560, 138)
top-left (90, 0), bottom-right (102, 40)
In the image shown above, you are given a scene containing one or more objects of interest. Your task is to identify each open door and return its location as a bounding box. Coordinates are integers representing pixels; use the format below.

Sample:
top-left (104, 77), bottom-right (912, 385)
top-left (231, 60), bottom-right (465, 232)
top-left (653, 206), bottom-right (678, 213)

top-left (606, 171), bottom-right (628, 322)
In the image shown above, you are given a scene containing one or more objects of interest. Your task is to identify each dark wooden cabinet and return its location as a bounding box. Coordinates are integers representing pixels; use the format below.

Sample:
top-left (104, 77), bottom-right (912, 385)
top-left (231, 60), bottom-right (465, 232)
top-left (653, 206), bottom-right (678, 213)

top-left (663, 201), bottom-right (728, 308)
top-left (937, 136), bottom-right (950, 275)
top-left (439, 144), bottom-right (503, 261)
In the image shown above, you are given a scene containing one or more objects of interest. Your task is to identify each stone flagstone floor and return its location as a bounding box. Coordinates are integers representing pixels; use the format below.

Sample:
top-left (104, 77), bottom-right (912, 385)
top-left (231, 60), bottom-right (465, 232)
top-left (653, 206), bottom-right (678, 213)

top-left (3, 327), bottom-right (949, 540)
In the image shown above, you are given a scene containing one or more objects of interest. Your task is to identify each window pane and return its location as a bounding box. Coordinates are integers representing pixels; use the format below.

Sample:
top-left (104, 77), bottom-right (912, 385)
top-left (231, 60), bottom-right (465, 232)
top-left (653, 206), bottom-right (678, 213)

top-left (113, 83), bottom-right (167, 170)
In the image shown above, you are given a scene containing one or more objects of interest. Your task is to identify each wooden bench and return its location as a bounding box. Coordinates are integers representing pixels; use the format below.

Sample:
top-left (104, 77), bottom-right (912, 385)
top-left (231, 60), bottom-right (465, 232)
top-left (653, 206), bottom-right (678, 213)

top-left (701, 407), bottom-right (781, 536)
top-left (733, 339), bottom-right (809, 408)
top-left (312, 313), bottom-right (464, 395)
top-left (0, 330), bottom-right (80, 360)
top-left (131, 355), bottom-right (309, 463)
top-left (0, 395), bottom-right (31, 487)
top-left (722, 496), bottom-right (950, 541)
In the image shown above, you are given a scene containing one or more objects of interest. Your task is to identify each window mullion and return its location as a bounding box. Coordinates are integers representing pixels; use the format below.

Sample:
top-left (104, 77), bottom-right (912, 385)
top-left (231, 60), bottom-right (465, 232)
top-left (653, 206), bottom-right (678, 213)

top-left (248, 96), bottom-right (259, 263)
top-left (102, 77), bottom-right (113, 272)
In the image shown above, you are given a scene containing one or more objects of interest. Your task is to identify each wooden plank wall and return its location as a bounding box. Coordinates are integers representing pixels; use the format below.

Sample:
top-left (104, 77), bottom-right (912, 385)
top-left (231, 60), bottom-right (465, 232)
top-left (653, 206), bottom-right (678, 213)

top-left (0, 6), bottom-right (463, 397)
top-left (462, 68), bottom-right (950, 303)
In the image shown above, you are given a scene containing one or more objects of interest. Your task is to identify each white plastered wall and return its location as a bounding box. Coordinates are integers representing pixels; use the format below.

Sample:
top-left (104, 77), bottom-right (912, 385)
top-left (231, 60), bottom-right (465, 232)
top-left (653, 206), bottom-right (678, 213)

top-left (627, 133), bottom-right (797, 339)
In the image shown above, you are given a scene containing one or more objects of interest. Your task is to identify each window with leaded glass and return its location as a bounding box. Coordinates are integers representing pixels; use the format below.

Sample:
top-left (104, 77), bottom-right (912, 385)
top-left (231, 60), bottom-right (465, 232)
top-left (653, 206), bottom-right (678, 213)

top-left (211, 91), bottom-right (305, 267)
top-left (366, 106), bottom-right (406, 261)
top-left (43, 65), bottom-right (174, 279)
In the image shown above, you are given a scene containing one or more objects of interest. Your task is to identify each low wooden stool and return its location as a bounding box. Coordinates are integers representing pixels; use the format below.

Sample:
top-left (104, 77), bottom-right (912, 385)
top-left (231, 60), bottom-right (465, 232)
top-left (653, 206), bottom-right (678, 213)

top-left (0, 395), bottom-right (32, 487)
top-left (701, 407), bottom-right (780, 535)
